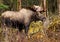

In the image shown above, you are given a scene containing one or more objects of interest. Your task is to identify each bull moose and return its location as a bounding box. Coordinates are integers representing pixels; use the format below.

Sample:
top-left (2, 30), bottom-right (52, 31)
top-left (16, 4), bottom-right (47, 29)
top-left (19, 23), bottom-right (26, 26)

top-left (1, 5), bottom-right (46, 35)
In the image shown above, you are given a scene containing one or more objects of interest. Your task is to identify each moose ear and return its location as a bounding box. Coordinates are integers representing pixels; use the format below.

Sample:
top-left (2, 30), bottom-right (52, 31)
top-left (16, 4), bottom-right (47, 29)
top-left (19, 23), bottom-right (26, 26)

top-left (33, 5), bottom-right (39, 10)
top-left (36, 7), bottom-right (43, 12)
top-left (33, 5), bottom-right (44, 12)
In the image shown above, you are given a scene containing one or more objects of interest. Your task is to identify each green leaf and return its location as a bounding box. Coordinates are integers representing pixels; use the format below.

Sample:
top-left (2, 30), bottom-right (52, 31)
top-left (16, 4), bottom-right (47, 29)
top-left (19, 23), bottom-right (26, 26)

top-left (0, 4), bottom-right (9, 9)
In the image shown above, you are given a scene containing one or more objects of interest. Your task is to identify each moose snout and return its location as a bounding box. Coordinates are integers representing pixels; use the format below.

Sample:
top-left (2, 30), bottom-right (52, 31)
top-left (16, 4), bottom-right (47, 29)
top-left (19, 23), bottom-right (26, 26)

top-left (42, 17), bottom-right (46, 22)
top-left (40, 16), bottom-right (46, 22)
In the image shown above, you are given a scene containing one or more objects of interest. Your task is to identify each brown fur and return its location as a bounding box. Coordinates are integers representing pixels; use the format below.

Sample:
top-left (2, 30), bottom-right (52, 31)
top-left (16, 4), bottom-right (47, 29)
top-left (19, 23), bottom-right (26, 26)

top-left (1, 7), bottom-right (46, 35)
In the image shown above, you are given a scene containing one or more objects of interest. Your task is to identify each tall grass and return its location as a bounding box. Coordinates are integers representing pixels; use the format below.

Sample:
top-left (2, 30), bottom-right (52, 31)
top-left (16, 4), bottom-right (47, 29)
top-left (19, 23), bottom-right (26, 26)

top-left (0, 15), bottom-right (60, 42)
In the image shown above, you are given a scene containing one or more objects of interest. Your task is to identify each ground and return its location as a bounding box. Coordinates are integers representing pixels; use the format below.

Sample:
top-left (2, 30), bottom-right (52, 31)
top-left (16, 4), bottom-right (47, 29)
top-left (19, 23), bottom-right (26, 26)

top-left (0, 15), bottom-right (60, 42)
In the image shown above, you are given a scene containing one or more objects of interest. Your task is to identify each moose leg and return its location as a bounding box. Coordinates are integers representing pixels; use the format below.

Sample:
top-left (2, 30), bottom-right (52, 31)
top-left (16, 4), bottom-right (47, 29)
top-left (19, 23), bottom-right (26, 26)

top-left (24, 22), bottom-right (30, 36)
top-left (25, 25), bottom-right (29, 35)
top-left (1, 18), bottom-right (6, 28)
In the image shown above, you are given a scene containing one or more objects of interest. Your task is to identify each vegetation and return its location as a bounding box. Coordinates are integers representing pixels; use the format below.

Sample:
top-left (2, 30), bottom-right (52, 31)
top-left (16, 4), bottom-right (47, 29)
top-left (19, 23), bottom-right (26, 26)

top-left (0, 15), bottom-right (60, 42)
top-left (0, 4), bottom-right (9, 9)
top-left (0, 0), bottom-right (60, 42)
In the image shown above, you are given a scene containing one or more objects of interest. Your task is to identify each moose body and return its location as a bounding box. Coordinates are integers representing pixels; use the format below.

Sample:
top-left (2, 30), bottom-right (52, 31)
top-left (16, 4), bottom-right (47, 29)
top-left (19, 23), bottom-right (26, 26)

top-left (1, 5), bottom-right (46, 35)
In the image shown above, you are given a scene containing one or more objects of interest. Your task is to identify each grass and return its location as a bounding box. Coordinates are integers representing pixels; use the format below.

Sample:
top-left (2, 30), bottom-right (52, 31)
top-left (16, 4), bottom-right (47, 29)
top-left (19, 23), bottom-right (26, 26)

top-left (0, 15), bottom-right (60, 42)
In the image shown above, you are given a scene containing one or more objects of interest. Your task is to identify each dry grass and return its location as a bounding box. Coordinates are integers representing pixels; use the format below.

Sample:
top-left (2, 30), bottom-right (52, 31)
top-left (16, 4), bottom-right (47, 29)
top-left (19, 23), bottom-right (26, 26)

top-left (0, 15), bottom-right (60, 42)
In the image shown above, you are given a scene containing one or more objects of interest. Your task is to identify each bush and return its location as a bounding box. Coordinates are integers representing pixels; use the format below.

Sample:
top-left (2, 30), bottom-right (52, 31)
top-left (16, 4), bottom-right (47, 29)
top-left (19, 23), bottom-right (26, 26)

top-left (0, 4), bottom-right (9, 9)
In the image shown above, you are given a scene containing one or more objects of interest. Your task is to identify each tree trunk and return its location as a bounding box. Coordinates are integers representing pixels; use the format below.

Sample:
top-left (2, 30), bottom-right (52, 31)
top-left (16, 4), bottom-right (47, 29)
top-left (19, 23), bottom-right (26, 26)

top-left (0, 0), bottom-right (3, 4)
top-left (43, 0), bottom-right (46, 12)
top-left (42, 0), bottom-right (50, 42)
top-left (17, 0), bottom-right (21, 11)
top-left (43, 0), bottom-right (47, 17)
top-left (58, 0), bottom-right (60, 15)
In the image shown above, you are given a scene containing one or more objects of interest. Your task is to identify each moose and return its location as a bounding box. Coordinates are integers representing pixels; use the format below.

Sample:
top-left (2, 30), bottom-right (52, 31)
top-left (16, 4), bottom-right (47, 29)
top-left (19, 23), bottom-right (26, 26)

top-left (1, 5), bottom-right (46, 36)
